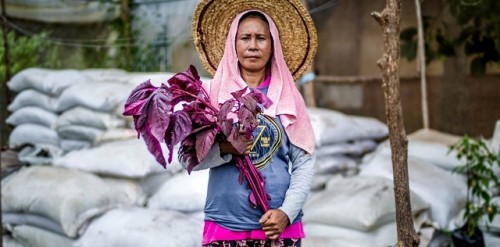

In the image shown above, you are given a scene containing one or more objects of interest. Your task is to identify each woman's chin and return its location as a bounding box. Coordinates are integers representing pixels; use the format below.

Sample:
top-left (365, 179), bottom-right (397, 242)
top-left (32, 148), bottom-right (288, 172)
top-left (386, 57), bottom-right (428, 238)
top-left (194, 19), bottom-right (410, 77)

top-left (240, 65), bottom-right (266, 73)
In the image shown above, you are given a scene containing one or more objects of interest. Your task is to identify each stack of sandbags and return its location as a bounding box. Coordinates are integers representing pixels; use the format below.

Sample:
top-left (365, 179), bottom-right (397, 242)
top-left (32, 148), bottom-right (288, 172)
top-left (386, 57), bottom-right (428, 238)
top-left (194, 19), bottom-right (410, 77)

top-left (147, 169), bottom-right (209, 221)
top-left (53, 74), bottom-right (135, 151)
top-left (307, 108), bottom-right (388, 189)
top-left (302, 176), bottom-right (429, 247)
top-left (6, 69), bottom-right (90, 162)
top-left (74, 208), bottom-right (203, 247)
top-left (374, 128), bottom-right (462, 172)
top-left (6, 68), bottom-right (137, 165)
top-left (359, 149), bottom-right (467, 230)
top-left (1, 166), bottom-right (141, 246)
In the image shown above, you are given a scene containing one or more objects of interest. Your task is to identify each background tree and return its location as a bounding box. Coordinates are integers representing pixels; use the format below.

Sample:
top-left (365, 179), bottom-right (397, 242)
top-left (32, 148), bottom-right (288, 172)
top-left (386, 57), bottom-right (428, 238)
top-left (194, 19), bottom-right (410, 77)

top-left (400, 0), bottom-right (500, 135)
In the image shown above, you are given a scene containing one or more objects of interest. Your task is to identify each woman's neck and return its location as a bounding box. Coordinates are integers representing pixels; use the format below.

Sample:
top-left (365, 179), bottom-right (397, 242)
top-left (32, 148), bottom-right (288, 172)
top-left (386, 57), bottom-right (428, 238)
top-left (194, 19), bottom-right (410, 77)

top-left (240, 68), bottom-right (267, 88)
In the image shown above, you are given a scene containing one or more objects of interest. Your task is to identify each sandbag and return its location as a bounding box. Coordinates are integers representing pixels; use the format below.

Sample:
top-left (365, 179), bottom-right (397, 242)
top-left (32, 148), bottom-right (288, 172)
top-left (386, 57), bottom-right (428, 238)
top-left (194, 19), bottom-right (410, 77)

top-left (307, 108), bottom-right (388, 147)
top-left (10, 225), bottom-right (73, 247)
top-left (56, 82), bottom-right (135, 112)
top-left (316, 140), bottom-right (378, 157)
top-left (53, 139), bottom-right (172, 178)
top-left (94, 128), bottom-right (137, 144)
top-left (373, 129), bottom-right (463, 171)
top-left (100, 176), bottom-right (146, 206)
top-left (314, 155), bottom-right (358, 175)
top-left (59, 139), bottom-right (92, 152)
top-left (3, 213), bottom-right (64, 235)
top-left (2, 235), bottom-right (26, 247)
top-left (303, 222), bottom-right (397, 247)
top-left (17, 144), bottom-right (63, 166)
top-left (1, 166), bottom-right (133, 237)
top-left (303, 176), bottom-right (428, 231)
top-left (6, 106), bottom-right (58, 127)
top-left (147, 169), bottom-right (209, 213)
top-left (375, 140), bottom-right (462, 171)
top-left (309, 174), bottom-right (336, 191)
top-left (8, 89), bottom-right (59, 112)
top-left (56, 125), bottom-right (103, 143)
top-left (359, 152), bottom-right (467, 229)
top-left (8, 124), bottom-right (59, 148)
top-left (74, 208), bottom-right (202, 247)
top-left (139, 172), bottom-right (174, 199)
top-left (81, 68), bottom-right (128, 82)
top-left (56, 107), bottom-right (126, 130)
top-left (7, 69), bottom-right (88, 96)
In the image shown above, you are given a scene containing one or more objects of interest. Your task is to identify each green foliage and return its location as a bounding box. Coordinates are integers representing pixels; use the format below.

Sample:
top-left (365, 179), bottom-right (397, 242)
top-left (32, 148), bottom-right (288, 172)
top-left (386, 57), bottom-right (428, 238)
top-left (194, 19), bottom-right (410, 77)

top-left (0, 30), bottom-right (62, 83)
top-left (449, 136), bottom-right (500, 237)
top-left (400, 0), bottom-right (500, 75)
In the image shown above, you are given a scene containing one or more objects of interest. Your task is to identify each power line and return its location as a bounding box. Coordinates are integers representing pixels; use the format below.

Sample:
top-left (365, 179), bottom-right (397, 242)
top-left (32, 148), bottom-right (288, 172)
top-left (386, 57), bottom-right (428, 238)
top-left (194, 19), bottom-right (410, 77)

top-left (309, 0), bottom-right (342, 14)
top-left (5, 18), bottom-right (193, 48)
top-left (4, 0), bottom-right (341, 47)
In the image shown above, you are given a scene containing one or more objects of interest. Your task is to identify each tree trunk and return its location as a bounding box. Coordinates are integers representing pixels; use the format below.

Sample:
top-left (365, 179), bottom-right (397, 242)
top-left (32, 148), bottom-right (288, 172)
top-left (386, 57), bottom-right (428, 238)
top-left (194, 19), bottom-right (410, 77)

top-left (439, 4), bottom-right (468, 135)
top-left (371, 0), bottom-right (420, 246)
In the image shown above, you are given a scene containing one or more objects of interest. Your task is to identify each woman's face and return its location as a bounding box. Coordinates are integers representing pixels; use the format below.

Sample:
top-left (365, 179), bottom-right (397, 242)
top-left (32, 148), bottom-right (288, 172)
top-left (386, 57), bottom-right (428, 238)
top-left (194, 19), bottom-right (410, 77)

top-left (236, 16), bottom-right (272, 74)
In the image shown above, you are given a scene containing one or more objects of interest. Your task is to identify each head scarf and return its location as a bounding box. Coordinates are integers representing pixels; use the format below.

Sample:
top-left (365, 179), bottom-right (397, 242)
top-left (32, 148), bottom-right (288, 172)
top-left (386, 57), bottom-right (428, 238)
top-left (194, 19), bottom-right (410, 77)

top-left (204, 10), bottom-right (315, 154)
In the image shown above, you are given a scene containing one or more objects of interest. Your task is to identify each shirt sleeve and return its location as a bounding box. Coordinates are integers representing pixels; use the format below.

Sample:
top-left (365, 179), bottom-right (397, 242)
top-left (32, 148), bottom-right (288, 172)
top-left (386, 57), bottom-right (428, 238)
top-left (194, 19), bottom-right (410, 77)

top-left (279, 144), bottom-right (315, 223)
top-left (180, 142), bottom-right (233, 171)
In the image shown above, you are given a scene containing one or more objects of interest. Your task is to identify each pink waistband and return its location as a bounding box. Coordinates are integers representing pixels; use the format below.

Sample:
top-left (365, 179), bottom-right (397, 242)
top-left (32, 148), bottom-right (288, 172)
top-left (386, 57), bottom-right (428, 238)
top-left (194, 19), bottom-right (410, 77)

top-left (202, 220), bottom-right (305, 244)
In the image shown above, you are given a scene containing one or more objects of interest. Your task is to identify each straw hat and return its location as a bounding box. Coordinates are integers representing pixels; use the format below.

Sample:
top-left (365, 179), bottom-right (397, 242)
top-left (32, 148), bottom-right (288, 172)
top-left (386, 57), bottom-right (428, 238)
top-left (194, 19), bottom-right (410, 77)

top-left (192, 0), bottom-right (317, 81)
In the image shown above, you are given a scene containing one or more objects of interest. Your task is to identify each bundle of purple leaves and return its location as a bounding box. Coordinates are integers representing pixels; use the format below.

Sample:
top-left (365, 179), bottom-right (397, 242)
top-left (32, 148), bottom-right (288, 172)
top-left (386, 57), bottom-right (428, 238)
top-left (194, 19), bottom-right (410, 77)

top-left (123, 65), bottom-right (273, 212)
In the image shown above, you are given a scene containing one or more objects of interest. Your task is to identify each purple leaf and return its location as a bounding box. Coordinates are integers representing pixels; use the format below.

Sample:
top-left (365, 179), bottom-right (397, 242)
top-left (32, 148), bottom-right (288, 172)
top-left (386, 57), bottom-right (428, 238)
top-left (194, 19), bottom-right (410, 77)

top-left (195, 127), bottom-right (217, 162)
top-left (250, 88), bottom-right (273, 109)
top-left (167, 66), bottom-right (202, 96)
top-left (238, 107), bottom-right (259, 133)
top-left (144, 88), bottom-right (173, 142)
top-left (141, 128), bottom-right (167, 168)
top-left (165, 111), bottom-right (192, 163)
top-left (239, 96), bottom-right (258, 115)
top-left (133, 116), bottom-right (141, 138)
top-left (192, 112), bottom-right (212, 126)
top-left (248, 192), bottom-right (257, 208)
top-left (220, 119), bottom-right (234, 137)
top-left (227, 126), bottom-right (246, 154)
top-left (231, 87), bottom-right (248, 99)
top-left (124, 80), bottom-right (157, 116)
top-left (218, 100), bottom-right (236, 120)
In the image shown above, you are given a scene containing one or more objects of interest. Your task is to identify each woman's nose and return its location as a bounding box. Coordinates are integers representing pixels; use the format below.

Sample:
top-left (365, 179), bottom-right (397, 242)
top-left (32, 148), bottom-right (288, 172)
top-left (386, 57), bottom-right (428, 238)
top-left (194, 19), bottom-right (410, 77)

top-left (249, 38), bottom-right (258, 50)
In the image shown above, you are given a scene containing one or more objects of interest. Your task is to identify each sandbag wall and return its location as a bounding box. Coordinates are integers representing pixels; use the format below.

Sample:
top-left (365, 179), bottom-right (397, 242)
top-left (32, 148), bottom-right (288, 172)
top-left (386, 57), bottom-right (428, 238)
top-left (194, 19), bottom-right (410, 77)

top-left (3, 68), bottom-right (498, 247)
top-left (3, 68), bottom-right (204, 247)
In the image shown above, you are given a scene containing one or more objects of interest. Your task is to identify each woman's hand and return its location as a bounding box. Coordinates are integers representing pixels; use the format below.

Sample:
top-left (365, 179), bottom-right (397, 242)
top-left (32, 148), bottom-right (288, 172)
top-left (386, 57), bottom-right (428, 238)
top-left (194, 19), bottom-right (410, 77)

top-left (259, 209), bottom-right (290, 240)
top-left (219, 130), bottom-right (253, 155)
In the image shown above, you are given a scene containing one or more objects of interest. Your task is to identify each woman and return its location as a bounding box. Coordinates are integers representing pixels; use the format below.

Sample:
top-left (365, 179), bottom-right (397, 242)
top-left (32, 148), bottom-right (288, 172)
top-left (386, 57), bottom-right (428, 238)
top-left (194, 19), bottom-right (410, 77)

top-left (188, 1), bottom-right (317, 246)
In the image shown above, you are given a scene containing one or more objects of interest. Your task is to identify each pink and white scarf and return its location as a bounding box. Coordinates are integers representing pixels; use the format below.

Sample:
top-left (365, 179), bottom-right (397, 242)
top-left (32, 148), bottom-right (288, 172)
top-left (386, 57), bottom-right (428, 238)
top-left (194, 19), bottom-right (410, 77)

top-left (204, 10), bottom-right (315, 154)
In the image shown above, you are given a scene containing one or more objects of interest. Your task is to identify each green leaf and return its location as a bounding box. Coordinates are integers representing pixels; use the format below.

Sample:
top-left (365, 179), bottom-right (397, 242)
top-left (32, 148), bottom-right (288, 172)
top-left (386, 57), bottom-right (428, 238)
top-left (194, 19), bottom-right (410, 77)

top-left (400, 27), bottom-right (418, 41)
top-left (470, 57), bottom-right (486, 75)
top-left (401, 41), bottom-right (417, 61)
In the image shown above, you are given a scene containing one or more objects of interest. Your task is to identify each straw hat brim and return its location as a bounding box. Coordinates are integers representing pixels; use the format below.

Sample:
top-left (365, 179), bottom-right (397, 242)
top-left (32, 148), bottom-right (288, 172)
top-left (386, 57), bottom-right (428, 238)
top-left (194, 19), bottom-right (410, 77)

top-left (192, 0), bottom-right (317, 81)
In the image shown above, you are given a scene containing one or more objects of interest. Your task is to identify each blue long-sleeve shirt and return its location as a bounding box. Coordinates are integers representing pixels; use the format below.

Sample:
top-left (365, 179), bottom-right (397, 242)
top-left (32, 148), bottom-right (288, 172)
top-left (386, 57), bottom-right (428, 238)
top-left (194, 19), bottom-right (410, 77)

top-left (182, 114), bottom-right (314, 230)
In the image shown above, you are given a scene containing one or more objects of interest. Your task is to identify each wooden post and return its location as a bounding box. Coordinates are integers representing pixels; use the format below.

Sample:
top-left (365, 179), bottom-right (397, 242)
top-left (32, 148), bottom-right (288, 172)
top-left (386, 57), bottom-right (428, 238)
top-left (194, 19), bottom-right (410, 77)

top-left (414, 0), bottom-right (429, 129)
top-left (371, 0), bottom-right (420, 246)
top-left (303, 65), bottom-right (317, 107)
top-left (300, 0), bottom-right (316, 107)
